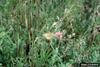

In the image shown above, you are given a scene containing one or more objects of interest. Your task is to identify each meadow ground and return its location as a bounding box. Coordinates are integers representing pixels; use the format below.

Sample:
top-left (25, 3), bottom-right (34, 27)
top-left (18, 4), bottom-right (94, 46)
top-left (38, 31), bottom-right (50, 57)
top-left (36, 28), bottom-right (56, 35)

top-left (0, 0), bottom-right (100, 67)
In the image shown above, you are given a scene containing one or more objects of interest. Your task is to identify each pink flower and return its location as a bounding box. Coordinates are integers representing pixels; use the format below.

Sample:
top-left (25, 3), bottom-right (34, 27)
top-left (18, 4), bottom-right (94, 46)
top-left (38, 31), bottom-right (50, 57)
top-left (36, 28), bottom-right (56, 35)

top-left (54, 32), bottom-right (63, 40)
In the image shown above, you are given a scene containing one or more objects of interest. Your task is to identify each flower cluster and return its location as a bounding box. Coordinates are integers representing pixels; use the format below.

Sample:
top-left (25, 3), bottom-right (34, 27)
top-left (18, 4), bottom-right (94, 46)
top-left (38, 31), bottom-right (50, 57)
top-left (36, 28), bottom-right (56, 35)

top-left (43, 32), bottom-right (63, 41)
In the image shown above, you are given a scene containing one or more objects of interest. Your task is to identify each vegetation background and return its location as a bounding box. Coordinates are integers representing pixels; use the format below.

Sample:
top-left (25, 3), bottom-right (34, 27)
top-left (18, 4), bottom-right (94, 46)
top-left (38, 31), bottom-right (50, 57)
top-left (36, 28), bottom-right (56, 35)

top-left (0, 0), bottom-right (100, 67)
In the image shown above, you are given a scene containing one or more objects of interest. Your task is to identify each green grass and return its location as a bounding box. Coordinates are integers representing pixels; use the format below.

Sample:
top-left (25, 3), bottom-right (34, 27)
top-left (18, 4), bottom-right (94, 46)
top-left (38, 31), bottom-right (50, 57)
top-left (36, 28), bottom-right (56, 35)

top-left (0, 0), bottom-right (100, 67)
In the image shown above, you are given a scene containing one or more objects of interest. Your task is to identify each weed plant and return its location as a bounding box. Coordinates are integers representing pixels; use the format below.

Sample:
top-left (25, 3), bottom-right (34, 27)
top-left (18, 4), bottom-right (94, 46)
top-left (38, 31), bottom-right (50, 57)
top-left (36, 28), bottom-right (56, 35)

top-left (0, 0), bottom-right (100, 67)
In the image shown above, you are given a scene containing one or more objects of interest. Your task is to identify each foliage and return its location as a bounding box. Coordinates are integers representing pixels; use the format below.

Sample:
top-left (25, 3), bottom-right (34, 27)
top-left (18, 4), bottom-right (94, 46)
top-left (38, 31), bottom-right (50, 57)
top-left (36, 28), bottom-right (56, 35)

top-left (0, 0), bottom-right (100, 67)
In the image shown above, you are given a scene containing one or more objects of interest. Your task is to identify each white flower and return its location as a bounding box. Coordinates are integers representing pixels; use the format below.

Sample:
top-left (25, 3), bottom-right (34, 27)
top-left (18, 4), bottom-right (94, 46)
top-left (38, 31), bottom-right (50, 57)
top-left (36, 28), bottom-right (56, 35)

top-left (72, 33), bottom-right (75, 36)
top-left (43, 32), bottom-right (53, 40)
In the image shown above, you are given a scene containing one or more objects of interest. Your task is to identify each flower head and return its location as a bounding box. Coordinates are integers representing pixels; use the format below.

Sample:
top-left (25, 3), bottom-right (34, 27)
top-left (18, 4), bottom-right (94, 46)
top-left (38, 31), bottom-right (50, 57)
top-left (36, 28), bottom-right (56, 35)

top-left (43, 32), bottom-right (53, 40)
top-left (54, 32), bottom-right (63, 40)
top-left (43, 32), bottom-right (63, 41)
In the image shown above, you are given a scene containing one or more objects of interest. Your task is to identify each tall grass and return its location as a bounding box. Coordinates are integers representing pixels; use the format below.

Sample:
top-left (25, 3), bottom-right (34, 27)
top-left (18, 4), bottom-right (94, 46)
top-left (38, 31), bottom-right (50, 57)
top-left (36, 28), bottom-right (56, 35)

top-left (0, 0), bottom-right (100, 67)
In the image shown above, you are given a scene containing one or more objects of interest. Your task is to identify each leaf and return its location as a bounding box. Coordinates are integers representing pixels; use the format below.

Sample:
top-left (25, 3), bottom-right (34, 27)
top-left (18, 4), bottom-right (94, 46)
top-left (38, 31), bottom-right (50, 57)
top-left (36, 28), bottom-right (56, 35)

top-left (0, 32), bottom-right (6, 38)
